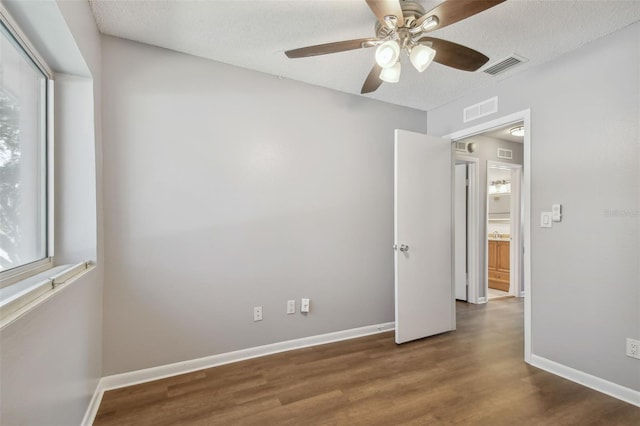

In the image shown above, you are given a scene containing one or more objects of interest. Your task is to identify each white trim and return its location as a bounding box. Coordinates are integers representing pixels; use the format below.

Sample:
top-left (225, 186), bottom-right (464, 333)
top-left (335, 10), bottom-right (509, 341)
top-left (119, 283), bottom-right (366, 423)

top-left (510, 165), bottom-right (523, 298)
top-left (0, 3), bottom-right (53, 77)
top-left (523, 110), bottom-right (531, 363)
top-left (0, 257), bottom-right (52, 288)
top-left (82, 321), bottom-right (395, 425)
top-left (0, 264), bottom-right (94, 328)
top-left (50, 262), bottom-right (86, 285)
top-left (81, 382), bottom-right (104, 426)
top-left (47, 79), bottom-right (55, 258)
top-left (443, 109), bottom-right (532, 363)
top-left (530, 354), bottom-right (640, 407)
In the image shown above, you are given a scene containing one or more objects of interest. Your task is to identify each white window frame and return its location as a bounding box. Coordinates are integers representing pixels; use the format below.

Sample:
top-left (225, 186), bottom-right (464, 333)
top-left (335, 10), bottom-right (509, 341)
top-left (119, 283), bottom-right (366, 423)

top-left (0, 6), bottom-right (54, 287)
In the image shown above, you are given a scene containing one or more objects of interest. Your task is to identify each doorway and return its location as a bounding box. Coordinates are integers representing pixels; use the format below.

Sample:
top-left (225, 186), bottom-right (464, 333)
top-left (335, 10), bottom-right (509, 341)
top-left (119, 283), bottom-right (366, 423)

top-left (446, 110), bottom-right (532, 362)
top-left (452, 121), bottom-right (524, 304)
top-left (486, 161), bottom-right (523, 300)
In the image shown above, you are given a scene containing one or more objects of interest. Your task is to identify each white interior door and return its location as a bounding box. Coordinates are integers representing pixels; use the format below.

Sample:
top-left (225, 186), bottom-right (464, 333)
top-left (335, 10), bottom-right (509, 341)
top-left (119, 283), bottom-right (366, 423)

top-left (394, 129), bottom-right (454, 344)
top-left (454, 164), bottom-right (467, 301)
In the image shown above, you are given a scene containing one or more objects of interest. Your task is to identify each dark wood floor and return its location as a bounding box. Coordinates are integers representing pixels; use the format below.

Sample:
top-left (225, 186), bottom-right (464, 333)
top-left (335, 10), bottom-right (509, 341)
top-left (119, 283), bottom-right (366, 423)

top-left (94, 299), bottom-right (640, 425)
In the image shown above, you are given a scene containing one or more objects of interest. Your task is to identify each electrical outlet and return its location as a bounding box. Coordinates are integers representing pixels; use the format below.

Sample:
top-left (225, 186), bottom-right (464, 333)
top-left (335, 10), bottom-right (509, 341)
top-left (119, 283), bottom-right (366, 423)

top-left (253, 306), bottom-right (262, 322)
top-left (287, 300), bottom-right (295, 314)
top-left (627, 338), bottom-right (640, 359)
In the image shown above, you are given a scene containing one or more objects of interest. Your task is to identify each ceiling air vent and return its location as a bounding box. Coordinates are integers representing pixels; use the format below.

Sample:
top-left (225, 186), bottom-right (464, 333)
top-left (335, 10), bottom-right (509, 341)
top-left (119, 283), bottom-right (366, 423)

top-left (483, 54), bottom-right (528, 76)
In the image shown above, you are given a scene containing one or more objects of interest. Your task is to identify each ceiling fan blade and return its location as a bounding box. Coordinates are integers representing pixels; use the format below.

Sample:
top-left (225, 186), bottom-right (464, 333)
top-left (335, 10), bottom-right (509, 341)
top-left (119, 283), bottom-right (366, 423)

top-left (416, 0), bottom-right (505, 33)
top-left (418, 37), bottom-right (489, 71)
top-left (365, 0), bottom-right (404, 27)
top-left (361, 64), bottom-right (384, 94)
top-left (285, 38), bottom-right (380, 58)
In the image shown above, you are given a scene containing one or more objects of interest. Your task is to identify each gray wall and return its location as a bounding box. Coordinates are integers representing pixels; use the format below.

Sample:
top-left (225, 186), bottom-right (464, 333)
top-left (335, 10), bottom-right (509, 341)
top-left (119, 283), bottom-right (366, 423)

top-left (101, 36), bottom-right (428, 375)
top-left (457, 135), bottom-right (523, 299)
top-left (0, 0), bottom-right (104, 424)
top-left (429, 22), bottom-right (640, 391)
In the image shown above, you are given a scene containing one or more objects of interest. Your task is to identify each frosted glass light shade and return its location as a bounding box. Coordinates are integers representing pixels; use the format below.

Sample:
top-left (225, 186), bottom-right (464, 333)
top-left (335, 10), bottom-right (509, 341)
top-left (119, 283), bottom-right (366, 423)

top-left (410, 45), bottom-right (436, 72)
top-left (379, 62), bottom-right (401, 83)
top-left (375, 40), bottom-right (400, 68)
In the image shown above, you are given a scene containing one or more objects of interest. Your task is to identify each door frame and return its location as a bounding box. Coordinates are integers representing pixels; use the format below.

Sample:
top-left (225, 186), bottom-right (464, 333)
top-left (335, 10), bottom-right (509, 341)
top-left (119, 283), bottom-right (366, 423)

top-left (454, 156), bottom-right (480, 304)
top-left (444, 109), bottom-right (532, 363)
top-left (486, 160), bottom-right (523, 299)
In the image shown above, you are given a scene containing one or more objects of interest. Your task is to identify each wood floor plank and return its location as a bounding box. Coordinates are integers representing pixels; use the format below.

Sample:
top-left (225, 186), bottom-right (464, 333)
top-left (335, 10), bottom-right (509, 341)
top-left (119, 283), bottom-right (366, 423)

top-left (94, 299), bottom-right (640, 425)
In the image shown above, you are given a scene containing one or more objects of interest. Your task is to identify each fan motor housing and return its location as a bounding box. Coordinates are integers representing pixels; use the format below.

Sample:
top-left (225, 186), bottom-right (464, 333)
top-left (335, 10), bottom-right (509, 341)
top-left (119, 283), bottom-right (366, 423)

top-left (375, 1), bottom-right (426, 38)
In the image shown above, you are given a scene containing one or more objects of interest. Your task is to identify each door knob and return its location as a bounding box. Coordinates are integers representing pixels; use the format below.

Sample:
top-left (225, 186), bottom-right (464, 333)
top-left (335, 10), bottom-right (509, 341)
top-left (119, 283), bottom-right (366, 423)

top-left (400, 244), bottom-right (409, 252)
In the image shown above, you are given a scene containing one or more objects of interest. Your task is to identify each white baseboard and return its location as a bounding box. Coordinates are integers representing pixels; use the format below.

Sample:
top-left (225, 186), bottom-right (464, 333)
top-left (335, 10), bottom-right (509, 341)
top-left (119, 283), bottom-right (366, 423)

top-left (82, 321), bottom-right (395, 425)
top-left (81, 381), bottom-right (104, 426)
top-left (530, 354), bottom-right (640, 407)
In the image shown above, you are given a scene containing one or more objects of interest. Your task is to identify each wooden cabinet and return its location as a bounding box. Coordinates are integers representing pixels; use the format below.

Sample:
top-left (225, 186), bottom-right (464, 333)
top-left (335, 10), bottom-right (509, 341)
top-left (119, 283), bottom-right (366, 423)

top-left (488, 240), bottom-right (510, 292)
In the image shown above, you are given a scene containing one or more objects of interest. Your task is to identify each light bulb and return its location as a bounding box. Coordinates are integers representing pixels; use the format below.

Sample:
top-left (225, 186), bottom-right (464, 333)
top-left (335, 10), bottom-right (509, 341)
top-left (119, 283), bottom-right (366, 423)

top-left (375, 40), bottom-right (400, 69)
top-left (421, 15), bottom-right (439, 31)
top-left (379, 62), bottom-right (401, 83)
top-left (410, 44), bottom-right (436, 73)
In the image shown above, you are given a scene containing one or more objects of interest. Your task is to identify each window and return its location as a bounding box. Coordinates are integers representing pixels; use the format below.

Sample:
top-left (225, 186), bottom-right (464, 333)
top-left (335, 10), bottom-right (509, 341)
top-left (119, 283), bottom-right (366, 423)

top-left (0, 11), bottom-right (52, 284)
top-left (0, 6), bottom-right (92, 325)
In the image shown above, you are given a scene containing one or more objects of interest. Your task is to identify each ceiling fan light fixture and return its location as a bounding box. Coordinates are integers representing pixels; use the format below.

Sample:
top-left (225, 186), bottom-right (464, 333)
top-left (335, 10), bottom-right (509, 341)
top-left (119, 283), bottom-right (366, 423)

top-left (379, 61), bottom-right (401, 83)
top-left (410, 44), bottom-right (436, 72)
top-left (375, 40), bottom-right (400, 68)
top-left (421, 15), bottom-right (439, 31)
top-left (510, 126), bottom-right (525, 137)
top-left (383, 15), bottom-right (398, 29)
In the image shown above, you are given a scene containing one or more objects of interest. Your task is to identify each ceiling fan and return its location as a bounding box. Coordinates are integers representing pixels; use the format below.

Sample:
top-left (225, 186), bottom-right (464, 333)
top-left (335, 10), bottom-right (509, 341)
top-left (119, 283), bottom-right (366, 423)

top-left (285, 0), bottom-right (506, 94)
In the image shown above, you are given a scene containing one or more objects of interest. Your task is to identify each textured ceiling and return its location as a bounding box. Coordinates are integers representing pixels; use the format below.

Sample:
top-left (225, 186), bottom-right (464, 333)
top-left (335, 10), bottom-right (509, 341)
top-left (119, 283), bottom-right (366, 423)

top-left (89, 0), bottom-right (640, 111)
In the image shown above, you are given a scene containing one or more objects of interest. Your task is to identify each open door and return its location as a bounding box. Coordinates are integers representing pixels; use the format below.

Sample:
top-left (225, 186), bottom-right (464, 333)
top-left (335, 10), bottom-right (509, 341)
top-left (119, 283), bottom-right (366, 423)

top-left (394, 129), bottom-right (454, 344)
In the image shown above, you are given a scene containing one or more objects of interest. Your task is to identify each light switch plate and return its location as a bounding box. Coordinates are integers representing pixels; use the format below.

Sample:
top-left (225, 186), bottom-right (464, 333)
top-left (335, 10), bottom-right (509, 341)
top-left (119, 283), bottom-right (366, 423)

top-left (301, 298), bottom-right (310, 313)
top-left (540, 212), bottom-right (553, 228)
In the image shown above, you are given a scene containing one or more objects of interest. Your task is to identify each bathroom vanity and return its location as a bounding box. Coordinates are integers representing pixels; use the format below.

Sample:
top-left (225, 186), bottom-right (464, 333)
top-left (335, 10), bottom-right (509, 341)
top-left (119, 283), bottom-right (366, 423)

top-left (488, 238), bottom-right (510, 292)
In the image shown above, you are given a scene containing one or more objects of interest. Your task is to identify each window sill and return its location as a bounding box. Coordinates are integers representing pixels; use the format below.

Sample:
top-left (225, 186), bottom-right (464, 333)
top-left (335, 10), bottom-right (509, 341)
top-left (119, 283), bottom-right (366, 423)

top-left (0, 262), bottom-right (94, 329)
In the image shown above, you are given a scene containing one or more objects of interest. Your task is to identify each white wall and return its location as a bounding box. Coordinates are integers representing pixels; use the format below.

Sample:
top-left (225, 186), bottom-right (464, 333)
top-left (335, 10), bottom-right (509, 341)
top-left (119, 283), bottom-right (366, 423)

top-left (0, 0), bottom-right (103, 424)
top-left (489, 221), bottom-right (510, 235)
top-left (429, 22), bottom-right (640, 391)
top-left (100, 36), bottom-right (428, 375)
